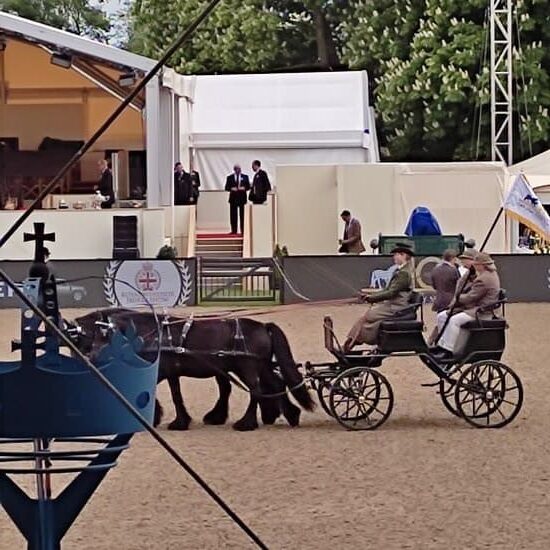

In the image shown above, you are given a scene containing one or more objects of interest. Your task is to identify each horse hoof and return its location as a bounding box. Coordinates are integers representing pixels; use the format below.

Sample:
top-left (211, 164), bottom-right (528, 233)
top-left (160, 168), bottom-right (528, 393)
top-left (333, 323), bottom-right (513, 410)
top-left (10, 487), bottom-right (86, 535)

top-left (232, 420), bottom-right (259, 432)
top-left (260, 410), bottom-right (279, 425)
top-left (168, 418), bottom-right (191, 431)
top-left (283, 406), bottom-right (301, 427)
top-left (203, 410), bottom-right (228, 425)
top-left (260, 403), bottom-right (280, 425)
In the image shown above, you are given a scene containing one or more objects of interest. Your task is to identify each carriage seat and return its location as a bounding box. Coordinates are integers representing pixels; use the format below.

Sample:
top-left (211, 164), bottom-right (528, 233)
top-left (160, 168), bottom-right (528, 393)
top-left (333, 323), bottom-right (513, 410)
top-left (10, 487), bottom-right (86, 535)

top-left (462, 318), bottom-right (508, 330)
top-left (379, 320), bottom-right (424, 331)
top-left (388, 291), bottom-right (424, 321)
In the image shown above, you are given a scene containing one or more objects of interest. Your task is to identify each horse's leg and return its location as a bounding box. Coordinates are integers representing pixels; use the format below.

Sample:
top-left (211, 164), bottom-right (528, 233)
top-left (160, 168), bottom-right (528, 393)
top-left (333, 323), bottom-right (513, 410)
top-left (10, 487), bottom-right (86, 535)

top-left (153, 398), bottom-right (164, 427)
top-left (232, 361), bottom-right (260, 432)
top-left (280, 394), bottom-right (301, 428)
top-left (167, 376), bottom-right (192, 431)
top-left (261, 366), bottom-right (301, 427)
top-left (203, 375), bottom-right (231, 425)
top-left (258, 367), bottom-right (282, 425)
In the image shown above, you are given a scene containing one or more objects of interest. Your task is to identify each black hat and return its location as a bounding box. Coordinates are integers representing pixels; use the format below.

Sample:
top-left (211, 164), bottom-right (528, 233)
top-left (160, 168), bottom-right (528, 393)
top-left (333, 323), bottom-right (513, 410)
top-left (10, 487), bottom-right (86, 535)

top-left (390, 243), bottom-right (415, 256)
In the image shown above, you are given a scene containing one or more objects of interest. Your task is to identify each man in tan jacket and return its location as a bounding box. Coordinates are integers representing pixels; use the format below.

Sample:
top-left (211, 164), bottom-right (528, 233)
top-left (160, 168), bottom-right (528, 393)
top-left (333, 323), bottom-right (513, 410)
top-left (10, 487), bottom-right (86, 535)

top-left (338, 210), bottom-right (366, 254)
top-left (435, 252), bottom-right (501, 357)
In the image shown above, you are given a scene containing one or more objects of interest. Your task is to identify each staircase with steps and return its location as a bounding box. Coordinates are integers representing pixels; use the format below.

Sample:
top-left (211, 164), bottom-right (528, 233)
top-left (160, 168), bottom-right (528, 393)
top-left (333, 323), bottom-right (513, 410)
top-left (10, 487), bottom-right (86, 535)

top-left (195, 232), bottom-right (243, 258)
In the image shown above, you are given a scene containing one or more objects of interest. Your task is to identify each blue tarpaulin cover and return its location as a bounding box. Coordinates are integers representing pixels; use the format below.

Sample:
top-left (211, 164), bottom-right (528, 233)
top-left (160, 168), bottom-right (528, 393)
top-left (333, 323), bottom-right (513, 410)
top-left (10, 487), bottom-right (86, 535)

top-left (404, 207), bottom-right (442, 236)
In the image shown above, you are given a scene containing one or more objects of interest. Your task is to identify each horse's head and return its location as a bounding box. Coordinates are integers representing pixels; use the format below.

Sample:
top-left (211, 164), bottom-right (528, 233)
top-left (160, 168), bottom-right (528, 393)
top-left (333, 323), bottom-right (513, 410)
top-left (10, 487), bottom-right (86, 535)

top-left (70, 310), bottom-right (117, 359)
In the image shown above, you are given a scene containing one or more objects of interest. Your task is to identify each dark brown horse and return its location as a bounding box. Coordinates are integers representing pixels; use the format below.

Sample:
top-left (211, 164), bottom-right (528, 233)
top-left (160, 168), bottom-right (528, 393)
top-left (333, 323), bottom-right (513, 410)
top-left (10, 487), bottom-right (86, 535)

top-left (70, 308), bottom-right (314, 431)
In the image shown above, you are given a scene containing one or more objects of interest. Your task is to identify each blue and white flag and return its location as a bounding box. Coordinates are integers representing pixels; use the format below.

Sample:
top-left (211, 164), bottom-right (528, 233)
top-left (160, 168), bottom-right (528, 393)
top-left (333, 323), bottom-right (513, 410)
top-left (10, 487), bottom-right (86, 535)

top-left (504, 174), bottom-right (550, 240)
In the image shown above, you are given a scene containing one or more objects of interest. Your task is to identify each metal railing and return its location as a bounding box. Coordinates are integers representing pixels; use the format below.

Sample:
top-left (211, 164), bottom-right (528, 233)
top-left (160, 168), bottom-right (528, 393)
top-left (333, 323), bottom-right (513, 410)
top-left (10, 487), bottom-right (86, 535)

top-left (199, 257), bottom-right (278, 303)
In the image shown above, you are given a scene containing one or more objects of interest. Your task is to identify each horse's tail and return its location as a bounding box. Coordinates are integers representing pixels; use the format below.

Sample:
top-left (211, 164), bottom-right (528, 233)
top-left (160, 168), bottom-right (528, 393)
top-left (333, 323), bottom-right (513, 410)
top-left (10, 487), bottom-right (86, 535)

top-left (265, 323), bottom-right (315, 411)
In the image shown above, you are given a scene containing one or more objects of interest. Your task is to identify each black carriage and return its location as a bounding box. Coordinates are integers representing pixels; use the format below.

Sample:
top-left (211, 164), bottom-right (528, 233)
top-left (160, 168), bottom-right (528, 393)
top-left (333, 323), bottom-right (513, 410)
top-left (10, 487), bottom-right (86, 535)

top-left (304, 290), bottom-right (523, 430)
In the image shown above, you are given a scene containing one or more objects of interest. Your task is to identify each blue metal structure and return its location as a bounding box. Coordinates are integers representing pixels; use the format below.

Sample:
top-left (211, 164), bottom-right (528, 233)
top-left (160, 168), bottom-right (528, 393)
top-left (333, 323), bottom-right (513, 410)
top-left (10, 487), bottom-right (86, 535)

top-left (0, 223), bottom-right (159, 549)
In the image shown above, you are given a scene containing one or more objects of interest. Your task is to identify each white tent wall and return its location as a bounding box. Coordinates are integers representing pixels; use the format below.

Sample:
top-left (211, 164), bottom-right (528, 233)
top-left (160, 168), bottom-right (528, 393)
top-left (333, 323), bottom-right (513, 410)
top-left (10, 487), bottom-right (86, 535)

top-left (276, 162), bottom-right (507, 256)
top-left (509, 149), bottom-right (550, 176)
top-left (188, 71), bottom-right (376, 190)
top-left (194, 147), bottom-right (368, 190)
top-left (145, 80), bottom-right (177, 207)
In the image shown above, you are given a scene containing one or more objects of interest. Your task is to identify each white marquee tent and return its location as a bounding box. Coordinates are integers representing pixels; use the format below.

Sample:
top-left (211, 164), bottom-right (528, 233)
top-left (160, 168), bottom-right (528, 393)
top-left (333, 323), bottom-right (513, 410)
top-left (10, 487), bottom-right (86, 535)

top-left (185, 71), bottom-right (378, 189)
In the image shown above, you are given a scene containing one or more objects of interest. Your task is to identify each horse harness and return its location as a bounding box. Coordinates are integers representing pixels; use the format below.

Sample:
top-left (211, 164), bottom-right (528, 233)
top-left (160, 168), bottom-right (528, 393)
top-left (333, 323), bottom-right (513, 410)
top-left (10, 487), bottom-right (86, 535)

top-left (158, 315), bottom-right (259, 359)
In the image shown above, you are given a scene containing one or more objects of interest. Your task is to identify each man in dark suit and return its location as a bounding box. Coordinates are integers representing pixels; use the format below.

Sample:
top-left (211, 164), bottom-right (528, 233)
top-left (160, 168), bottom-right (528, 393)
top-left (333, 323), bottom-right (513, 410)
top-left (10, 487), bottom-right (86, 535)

top-left (249, 160), bottom-right (271, 205)
top-left (173, 162), bottom-right (193, 205)
top-left (190, 169), bottom-right (201, 203)
top-left (96, 159), bottom-right (114, 208)
top-left (431, 249), bottom-right (460, 313)
top-left (225, 164), bottom-right (250, 234)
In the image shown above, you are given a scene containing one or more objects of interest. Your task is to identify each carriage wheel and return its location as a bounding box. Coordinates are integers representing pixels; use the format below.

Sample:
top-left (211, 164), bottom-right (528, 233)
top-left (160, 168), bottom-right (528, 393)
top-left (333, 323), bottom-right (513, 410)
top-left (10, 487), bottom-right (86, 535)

top-left (328, 367), bottom-right (393, 430)
top-left (454, 361), bottom-right (523, 429)
top-left (316, 381), bottom-right (334, 417)
top-left (438, 365), bottom-right (465, 417)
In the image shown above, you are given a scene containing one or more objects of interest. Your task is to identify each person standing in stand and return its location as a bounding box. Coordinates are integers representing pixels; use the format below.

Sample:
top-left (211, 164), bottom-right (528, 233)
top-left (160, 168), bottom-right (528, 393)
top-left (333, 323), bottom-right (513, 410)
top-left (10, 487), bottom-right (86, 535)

top-left (338, 210), bottom-right (366, 254)
top-left (190, 169), bottom-right (201, 204)
top-left (96, 159), bottom-right (114, 209)
top-left (249, 160), bottom-right (271, 205)
top-left (225, 164), bottom-right (250, 234)
top-left (173, 162), bottom-right (192, 205)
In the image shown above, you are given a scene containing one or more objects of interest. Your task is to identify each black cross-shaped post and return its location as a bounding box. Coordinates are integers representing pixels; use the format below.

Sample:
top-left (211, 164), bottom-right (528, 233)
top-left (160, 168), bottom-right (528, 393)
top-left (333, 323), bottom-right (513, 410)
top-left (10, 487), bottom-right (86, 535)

top-left (24, 222), bottom-right (55, 263)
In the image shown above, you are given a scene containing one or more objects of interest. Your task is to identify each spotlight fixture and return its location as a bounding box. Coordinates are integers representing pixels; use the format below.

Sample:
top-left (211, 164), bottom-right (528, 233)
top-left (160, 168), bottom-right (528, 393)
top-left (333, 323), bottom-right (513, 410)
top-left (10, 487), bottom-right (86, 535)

top-left (118, 71), bottom-right (137, 88)
top-left (0, 39), bottom-right (6, 52)
top-left (50, 52), bottom-right (73, 69)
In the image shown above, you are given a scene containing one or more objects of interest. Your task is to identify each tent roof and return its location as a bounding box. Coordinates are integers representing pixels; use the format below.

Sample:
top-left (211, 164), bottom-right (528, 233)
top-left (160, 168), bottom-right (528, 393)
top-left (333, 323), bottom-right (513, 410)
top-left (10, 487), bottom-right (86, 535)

top-left (191, 71), bottom-right (372, 148)
top-left (509, 149), bottom-right (550, 176)
top-left (0, 11), bottom-right (156, 72)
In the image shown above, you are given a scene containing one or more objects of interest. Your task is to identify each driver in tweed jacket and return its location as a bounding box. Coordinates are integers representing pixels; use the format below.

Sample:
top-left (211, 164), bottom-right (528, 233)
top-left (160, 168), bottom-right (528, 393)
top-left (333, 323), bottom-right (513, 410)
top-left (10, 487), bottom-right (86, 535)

top-left (344, 244), bottom-right (414, 352)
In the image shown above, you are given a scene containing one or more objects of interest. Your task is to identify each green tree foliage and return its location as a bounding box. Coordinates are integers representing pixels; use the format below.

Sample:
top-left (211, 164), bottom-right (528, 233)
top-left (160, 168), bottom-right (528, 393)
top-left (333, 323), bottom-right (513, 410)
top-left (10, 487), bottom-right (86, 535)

top-left (129, 0), bottom-right (346, 72)
top-left (268, 0), bottom-right (347, 68)
top-left (343, 0), bottom-right (550, 161)
top-left (0, 0), bottom-right (111, 40)
top-left (130, 0), bottom-right (281, 73)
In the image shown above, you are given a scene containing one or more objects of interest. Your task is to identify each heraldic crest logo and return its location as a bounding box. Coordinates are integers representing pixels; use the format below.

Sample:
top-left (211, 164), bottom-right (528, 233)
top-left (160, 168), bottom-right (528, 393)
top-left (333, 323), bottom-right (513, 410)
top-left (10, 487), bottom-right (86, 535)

top-left (104, 259), bottom-right (193, 307)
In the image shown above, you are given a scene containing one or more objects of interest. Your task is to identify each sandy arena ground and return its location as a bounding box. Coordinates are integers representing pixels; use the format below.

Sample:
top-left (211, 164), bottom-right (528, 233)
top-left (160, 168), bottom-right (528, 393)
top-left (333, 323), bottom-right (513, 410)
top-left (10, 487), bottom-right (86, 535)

top-left (0, 303), bottom-right (549, 549)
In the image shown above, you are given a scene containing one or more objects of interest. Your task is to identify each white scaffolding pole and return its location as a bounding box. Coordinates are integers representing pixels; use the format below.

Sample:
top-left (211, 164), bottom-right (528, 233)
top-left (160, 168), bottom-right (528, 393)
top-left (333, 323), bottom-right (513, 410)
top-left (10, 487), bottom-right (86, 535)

top-left (490, 0), bottom-right (513, 165)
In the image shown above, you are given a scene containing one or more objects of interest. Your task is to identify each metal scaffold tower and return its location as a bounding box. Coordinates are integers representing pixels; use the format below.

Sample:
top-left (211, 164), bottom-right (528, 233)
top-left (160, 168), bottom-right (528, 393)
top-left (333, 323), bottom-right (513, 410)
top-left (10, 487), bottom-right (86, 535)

top-left (490, 0), bottom-right (513, 165)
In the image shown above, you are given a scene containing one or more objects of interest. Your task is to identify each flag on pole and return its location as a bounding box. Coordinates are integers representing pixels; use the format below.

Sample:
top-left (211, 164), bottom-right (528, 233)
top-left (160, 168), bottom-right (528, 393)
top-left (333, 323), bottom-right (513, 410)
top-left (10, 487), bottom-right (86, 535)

top-left (503, 174), bottom-right (550, 241)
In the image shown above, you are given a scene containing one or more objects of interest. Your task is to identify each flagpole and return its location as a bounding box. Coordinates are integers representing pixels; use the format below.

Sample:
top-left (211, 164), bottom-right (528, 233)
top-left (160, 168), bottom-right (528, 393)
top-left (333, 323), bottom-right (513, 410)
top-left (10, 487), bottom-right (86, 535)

top-left (479, 207), bottom-right (504, 252)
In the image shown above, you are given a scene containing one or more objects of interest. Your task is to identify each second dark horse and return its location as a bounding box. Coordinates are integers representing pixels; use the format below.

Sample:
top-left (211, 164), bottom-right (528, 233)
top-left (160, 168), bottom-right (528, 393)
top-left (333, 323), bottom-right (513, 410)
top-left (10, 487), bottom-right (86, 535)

top-left (71, 308), bottom-right (315, 431)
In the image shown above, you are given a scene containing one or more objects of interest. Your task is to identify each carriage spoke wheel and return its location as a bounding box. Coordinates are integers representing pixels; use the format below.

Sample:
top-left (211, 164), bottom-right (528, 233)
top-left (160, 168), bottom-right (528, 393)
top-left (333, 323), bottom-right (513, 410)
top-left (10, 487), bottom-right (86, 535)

top-left (454, 360), bottom-right (523, 429)
top-left (316, 381), bottom-right (334, 417)
top-left (438, 366), bottom-right (465, 417)
top-left (328, 367), bottom-right (393, 431)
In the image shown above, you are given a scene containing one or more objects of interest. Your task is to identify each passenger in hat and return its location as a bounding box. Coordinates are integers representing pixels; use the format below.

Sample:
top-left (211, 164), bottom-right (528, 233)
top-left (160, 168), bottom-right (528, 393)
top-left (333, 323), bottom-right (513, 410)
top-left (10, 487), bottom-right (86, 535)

top-left (427, 248), bottom-right (474, 345)
top-left (344, 244), bottom-right (414, 352)
top-left (458, 248), bottom-right (477, 277)
top-left (435, 252), bottom-right (501, 358)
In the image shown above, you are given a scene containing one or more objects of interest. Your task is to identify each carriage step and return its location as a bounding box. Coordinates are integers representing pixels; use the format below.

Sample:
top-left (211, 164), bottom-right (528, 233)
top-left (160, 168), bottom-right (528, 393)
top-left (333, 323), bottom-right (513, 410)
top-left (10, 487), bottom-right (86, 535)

top-left (421, 381), bottom-right (440, 388)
